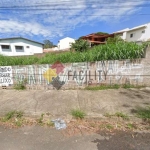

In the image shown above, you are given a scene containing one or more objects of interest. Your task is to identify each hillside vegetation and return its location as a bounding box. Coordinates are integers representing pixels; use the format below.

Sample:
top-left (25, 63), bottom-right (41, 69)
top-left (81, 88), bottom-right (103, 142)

top-left (0, 41), bottom-right (147, 66)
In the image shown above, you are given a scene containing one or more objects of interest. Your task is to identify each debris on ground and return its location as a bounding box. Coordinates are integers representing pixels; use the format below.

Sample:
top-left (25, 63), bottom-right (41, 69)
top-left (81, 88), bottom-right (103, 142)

top-left (52, 118), bottom-right (67, 130)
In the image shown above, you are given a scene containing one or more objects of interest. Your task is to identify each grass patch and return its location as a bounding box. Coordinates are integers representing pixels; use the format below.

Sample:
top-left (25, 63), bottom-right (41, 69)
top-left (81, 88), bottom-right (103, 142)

top-left (2, 111), bottom-right (16, 121)
top-left (71, 109), bottom-right (86, 119)
top-left (14, 79), bottom-right (27, 90)
top-left (135, 107), bottom-right (150, 120)
top-left (1, 111), bottom-right (24, 127)
top-left (85, 84), bottom-right (120, 90)
top-left (115, 112), bottom-right (129, 120)
top-left (15, 119), bottom-right (23, 127)
top-left (104, 113), bottom-right (113, 118)
top-left (122, 84), bottom-right (145, 89)
top-left (15, 111), bottom-right (24, 118)
top-left (99, 124), bottom-right (114, 130)
top-left (105, 124), bottom-right (114, 130)
top-left (85, 84), bottom-right (145, 90)
top-left (126, 123), bottom-right (137, 129)
top-left (37, 113), bottom-right (45, 124)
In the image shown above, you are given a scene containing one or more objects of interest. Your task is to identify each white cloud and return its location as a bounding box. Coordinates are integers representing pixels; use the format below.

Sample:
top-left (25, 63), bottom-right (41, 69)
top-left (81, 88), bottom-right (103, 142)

top-left (0, 0), bottom-right (149, 39)
top-left (0, 20), bottom-right (51, 37)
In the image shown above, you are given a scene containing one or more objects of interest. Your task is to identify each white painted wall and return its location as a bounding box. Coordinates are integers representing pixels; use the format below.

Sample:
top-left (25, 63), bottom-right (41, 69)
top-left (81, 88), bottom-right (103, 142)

top-left (57, 37), bottom-right (75, 50)
top-left (126, 27), bottom-right (146, 42)
top-left (144, 23), bottom-right (150, 41)
top-left (0, 38), bottom-right (43, 56)
top-left (115, 23), bottom-right (150, 42)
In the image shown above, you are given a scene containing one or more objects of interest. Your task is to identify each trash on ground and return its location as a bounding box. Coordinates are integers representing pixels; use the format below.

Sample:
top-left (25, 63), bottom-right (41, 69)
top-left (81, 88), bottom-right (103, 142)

top-left (52, 119), bottom-right (67, 130)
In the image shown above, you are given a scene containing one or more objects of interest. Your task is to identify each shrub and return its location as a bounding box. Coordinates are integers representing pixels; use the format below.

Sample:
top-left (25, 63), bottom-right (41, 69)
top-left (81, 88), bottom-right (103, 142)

top-left (70, 39), bottom-right (90, 52)
top-left (0, 41), bottom-right (147, 66)
top-left (14, 78), bottom-right (27, 90)
top-left (71, 109), bottom-right (86, 119)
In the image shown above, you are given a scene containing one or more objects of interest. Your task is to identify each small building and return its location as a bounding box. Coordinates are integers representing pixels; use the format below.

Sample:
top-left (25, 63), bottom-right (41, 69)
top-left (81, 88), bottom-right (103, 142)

top-left (0, 37), bottom-right (43, 56)
top-left (57, 37), bottom-right (75, 50)
top-left (81, 33), bottom-right (115, 46)
top-left (114, 23), bottom-right (150, 42)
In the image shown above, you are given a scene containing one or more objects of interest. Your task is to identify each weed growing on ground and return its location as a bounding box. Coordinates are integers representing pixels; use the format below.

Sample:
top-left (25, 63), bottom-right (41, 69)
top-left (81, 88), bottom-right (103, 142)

top-left (104, 113), bottom-right (113, 118)
top-left (105, 124), bottom-right (114, 130)
top-left (85, 84), bottom-right (145, 91)
top-left (15, 119), bottom-right (23, 127)
top-left (71, 109), bottom-right (86, 119)
top-left (14, 78), bottom-right (27, 90)
top-left (126, 123), bottom-right (137, 129)
top-left (115, 112), bottom-right (129, 120)
top-left (15, 111), bottom-right (23, 118)
top-left (3, 111), bottom-right (16, 121)
top-left (135, 106), bottom-right (150, 121)
top-left (99, 124), bottom-right (114, 130)
top-left (1, 111), bottom-right (24, 127)
top-left (85, 84), bottom-right (120, 90)
top-left (37, 113), bottom-right (44, 124)
top-left (46, 120), bottom-right (54, 127)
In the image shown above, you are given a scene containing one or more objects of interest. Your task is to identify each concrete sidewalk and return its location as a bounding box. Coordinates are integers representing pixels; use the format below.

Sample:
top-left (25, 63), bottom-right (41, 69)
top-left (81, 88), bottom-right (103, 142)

top-left (0, 88), bottom-right (150, 118)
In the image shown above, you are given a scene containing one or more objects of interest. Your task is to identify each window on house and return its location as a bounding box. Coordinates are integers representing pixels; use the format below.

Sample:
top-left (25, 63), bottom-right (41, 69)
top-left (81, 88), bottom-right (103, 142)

top-left (130, 33), bottom-right (133, 38)
top-left (142, 30), bottom-right (145, 33)
top-left (1, 45), bottom-right (11, 52)
top-left (15, 46), bottom-right (24, 52)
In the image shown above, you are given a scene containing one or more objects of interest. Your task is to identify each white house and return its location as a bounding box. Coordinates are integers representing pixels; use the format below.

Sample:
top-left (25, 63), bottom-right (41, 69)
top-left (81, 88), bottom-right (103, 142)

top-left (114, 22), bottom-right (150, 42)
top-left (57, 37), bottom-right (75, 50)
top-left (0, 37), bottom-right (43, 56)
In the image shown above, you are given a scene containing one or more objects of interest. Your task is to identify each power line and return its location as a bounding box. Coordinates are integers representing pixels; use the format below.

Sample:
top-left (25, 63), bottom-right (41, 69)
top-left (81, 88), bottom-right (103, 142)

top-left (0, 0), bottom-right (150, 8)
top-left (0, 11), bottom-right (150, 16)
top-left (0, 10), bottom-right (150, 16)
top-left (1, 3), bottom-right (150, 9)
top-left (0, 6), bottom-right (150, 12)
top-left (1, 0), bottom-right (149, 5)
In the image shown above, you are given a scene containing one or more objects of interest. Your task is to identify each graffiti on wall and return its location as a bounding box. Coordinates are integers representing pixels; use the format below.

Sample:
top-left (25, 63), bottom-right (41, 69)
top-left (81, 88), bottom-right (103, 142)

top-left (0, 66), bottom-right (13, 86)
top-left (67, 60), bottom-right (143, 85)
top-left (3, 60), bottom-right (142, 88)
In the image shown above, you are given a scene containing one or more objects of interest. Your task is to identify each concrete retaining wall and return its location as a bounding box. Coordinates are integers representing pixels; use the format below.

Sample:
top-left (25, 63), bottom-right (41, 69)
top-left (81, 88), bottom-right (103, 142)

top-left (0, 47), bottom-right (150, 89)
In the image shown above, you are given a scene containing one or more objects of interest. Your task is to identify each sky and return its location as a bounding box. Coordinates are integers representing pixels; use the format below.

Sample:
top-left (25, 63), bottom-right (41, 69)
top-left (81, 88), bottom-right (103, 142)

top-left (0, 0), bottom-right (150, 45)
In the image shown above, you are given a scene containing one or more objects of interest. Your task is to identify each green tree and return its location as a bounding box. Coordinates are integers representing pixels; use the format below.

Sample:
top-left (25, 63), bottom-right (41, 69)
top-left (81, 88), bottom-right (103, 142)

top-left (43, 40), bottom-right (54, 49)
top-left (106, 36), bottom-right (124, 44)
top-left (70, 39), bottom-right (90, 52)
top-left (96, 32), bottom-right (109, 35)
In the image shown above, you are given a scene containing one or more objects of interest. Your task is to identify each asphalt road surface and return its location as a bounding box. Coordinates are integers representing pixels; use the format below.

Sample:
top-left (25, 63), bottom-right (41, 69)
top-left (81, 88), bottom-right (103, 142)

top-left (0, 125), bottom-right (150, 150)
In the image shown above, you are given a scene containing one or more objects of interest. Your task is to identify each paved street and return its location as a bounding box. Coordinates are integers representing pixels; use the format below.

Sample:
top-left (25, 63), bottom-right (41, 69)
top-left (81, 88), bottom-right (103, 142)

top-left (0, 125), bottom-right (150, 150)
